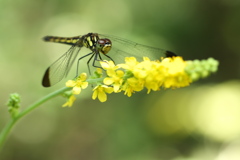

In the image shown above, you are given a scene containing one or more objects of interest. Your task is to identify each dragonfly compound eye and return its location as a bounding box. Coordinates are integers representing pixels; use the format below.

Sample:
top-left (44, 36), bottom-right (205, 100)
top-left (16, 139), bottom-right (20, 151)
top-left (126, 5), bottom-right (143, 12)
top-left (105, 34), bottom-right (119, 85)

top-left (97, 39), bottom-right (112, 54)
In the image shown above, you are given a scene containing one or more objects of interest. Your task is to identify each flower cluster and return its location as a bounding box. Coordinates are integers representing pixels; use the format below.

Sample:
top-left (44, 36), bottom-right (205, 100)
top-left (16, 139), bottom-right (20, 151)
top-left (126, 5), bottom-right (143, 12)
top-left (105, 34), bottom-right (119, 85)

top-left (62, 56), bottom-right (219, 106)
top-left (103, 57), bottom-right (192, 97)
top-left (62, 73), bottom-right (88, 107)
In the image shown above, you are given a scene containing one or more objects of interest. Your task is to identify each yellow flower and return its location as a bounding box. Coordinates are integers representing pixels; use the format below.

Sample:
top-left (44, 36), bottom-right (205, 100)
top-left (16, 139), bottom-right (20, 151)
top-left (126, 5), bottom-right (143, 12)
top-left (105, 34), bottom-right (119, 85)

top-left (100, 60), bottom-right (118, 71)
top-left (92, 85), bottom-right (114, 102)
top-left (121, 77), bottom-right (144, 97)
top-left (62, 95), bottom-right (76, 107)
top-left (100, 60), bottom-right (124, 92)
top-left (118, 57), bottom-right (139, 71)
top-left (65, 73), bottom-right (88, 94)
top-left (100, 60), bottom-right (119, 79)
top-left (103, 70), bottom-right (124, 92)
top-left (161, 57), bottom-right (191, 88)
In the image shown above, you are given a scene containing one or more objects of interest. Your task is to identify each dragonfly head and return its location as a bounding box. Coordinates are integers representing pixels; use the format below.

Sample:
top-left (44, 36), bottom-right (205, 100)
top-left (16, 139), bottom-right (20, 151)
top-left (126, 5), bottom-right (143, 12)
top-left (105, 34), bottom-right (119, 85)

top-left (97, 38), bottom-right (112, 54)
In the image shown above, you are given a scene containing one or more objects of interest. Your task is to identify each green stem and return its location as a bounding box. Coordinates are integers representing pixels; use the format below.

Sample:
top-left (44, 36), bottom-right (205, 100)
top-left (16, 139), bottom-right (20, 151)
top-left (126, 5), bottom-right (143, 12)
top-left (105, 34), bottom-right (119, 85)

top-left (0, 87), bottom-right (70, 151)
top-left (87, 77), bottom-right (104, 83)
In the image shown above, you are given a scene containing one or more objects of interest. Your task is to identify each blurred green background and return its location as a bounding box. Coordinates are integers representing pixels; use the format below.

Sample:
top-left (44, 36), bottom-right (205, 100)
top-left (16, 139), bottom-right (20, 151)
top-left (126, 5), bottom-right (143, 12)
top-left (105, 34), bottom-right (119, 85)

top-left (1, 0), bottom-right (240, 159)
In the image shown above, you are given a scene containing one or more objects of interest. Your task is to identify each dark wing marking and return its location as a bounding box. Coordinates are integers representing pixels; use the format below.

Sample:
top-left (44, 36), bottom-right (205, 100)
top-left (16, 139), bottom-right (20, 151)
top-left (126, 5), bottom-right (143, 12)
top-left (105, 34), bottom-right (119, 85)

top-left (42, 45), bottom-right (81, 87)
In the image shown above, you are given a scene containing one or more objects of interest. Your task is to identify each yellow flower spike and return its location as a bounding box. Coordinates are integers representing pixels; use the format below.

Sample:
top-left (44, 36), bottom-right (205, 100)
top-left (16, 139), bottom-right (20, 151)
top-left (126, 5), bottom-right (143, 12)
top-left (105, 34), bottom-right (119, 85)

top-left (65, 73), bottom-right (89, 95)
top-left (62, 95), bottom-right (76, 107)
top-left (92, 85), bottom-right (114, 102)
top-left (62, 57), bottom-right (217, 103)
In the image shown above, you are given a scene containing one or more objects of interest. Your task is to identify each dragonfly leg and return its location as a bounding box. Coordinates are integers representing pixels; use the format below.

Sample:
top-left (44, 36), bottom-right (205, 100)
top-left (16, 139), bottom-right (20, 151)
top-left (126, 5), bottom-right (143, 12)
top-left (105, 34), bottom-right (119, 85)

top-left (92, 53), bottom-right (116, 71)
top-left (76, 52), bottom-right (94, 77)
top-left (102, 54), bottom-right (115, 65)
top-left (93, 52), bottom-right (114, 70)
top-left (92, 52), bottom-right (103, 69)
top-left (98, 53), bottom-right (103, 61)
top-left (86, 53), bottom-right (95, 75)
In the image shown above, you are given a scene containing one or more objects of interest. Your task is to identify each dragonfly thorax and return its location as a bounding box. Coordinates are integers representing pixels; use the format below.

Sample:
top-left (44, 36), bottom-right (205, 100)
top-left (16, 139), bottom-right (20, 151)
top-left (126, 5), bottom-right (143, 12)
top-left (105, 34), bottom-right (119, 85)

top-left (97, 39), bottom-right (112, 54)
top-left (83, 33), bottom-right (99, 50)
top-left (82, 33), bottom-right (112, 54)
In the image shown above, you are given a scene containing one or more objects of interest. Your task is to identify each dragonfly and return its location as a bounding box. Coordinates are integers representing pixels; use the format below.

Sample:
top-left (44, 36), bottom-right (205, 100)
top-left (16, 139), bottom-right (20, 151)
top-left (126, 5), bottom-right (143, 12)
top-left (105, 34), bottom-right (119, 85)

top-left (42, 33), bottom-right (177, 87)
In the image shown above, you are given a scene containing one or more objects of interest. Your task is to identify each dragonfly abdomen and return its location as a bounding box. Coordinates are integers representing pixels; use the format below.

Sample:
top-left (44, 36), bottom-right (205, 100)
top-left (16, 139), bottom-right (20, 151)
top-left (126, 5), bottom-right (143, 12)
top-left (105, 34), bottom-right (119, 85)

top-left (43, 36), bottom-right (81, 46)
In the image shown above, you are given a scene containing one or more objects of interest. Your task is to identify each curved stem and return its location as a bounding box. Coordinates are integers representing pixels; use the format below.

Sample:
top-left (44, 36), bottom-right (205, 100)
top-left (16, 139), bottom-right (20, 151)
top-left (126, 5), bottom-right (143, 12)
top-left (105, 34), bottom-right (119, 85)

top-left (0, 87), bottom-right (70, 151)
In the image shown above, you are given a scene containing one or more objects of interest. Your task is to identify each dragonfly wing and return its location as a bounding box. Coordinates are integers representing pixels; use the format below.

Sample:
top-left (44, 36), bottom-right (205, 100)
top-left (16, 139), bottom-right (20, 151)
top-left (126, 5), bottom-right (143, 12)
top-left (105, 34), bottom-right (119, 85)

top-left (42, 45), bottom-right (81, 87)
top-left (99, 34), bottom-right (176, 64)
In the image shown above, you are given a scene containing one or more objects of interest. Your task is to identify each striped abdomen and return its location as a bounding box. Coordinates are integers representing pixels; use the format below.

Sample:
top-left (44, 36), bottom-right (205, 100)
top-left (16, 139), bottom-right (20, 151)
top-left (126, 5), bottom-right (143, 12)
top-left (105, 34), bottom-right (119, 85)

top-left (43, 36), bottom-right (81, 46)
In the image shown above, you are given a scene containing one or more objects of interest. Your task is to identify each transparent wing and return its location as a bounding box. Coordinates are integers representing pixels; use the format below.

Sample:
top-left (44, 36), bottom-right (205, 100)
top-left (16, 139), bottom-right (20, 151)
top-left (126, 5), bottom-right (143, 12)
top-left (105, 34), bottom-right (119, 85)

top-left (42, 45), bottom-right (81, 87)
top-left (99, 34), bottom-right (176, 64)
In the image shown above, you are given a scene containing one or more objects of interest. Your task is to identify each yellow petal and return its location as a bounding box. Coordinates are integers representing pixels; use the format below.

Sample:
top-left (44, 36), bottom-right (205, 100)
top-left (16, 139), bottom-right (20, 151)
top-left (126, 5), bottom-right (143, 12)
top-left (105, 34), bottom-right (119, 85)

top-left (81, 82), bottom-right (89, 89)
top-left (62, 95), bottom-right (76, 107)
top-left (113, 84), bottom-right (120, 92)
top-left (72, 87), bottom-right (81, 94)
top-left (65, 80), bottom-right (76, 87)
top-left (98, 91), bottom-right (107, 102)
top-left (103, 78), bottom-right (114, 85)
top-left (100, 61), bottom-right (110, 69)
top-left (92, 90), bottom-right (98, 100)
top-left (104, 86), bottom-right (114, 93)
